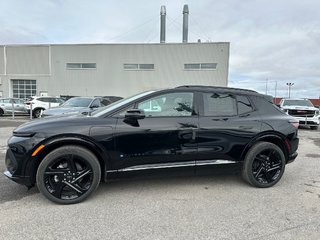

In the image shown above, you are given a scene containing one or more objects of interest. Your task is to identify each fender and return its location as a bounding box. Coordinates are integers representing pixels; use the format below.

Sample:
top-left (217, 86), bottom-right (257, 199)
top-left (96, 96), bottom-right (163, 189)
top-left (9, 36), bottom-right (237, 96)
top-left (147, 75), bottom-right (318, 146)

top-left (240, 130), bottom-right (288, 162)
top-left (26, 134), bottom-right (111, 184)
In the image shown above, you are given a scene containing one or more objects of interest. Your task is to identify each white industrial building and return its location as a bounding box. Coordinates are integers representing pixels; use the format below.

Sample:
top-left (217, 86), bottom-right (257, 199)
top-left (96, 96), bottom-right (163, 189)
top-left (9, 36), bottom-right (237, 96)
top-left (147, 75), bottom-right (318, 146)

top-left (0, 42), bottom-right (229, 99)
top-left (0, 5), bottom-right (229, 99)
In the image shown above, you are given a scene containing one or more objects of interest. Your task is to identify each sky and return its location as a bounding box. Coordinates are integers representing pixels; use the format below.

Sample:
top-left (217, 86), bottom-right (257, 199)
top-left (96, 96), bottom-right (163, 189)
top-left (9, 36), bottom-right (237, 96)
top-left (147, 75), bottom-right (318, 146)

top-left (1, 0), bottom-right (320, 98)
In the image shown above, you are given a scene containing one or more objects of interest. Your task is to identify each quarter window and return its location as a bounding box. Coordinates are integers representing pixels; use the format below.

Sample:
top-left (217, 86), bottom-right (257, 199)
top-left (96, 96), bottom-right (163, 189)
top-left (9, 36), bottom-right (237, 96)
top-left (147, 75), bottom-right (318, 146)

top-left (237, 95), bottom-right (253, 114)
top-left (138, 92), bottom-right (194, 117)
top-left (203, 93), bottom-right (237, 116)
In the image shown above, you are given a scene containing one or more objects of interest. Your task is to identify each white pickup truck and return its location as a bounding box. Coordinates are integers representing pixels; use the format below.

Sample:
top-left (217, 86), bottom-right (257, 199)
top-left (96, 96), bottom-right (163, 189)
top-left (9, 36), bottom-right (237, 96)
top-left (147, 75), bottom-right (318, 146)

top-left (280, 98), bottom-right (320, 130)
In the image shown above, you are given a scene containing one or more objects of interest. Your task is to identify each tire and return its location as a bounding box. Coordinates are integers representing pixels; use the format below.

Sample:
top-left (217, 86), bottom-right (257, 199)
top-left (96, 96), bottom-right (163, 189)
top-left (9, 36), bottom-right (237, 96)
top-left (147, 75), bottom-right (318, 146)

top-left (310, 126), bottom-right (318, 130)
top-left (33, 108), bottom-right (43, 118)
top-left (36, 146), bottom-right (101, 204)
top-left (242, 142), bottom-right (285, 188)
top-left (0, 108), bottom-right (3, 116)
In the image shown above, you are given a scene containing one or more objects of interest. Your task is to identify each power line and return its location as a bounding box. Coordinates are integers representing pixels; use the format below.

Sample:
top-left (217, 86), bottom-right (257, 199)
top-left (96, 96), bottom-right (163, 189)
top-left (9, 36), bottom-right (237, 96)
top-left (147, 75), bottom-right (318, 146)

top-left (105, 15), bottom-right (158, 42)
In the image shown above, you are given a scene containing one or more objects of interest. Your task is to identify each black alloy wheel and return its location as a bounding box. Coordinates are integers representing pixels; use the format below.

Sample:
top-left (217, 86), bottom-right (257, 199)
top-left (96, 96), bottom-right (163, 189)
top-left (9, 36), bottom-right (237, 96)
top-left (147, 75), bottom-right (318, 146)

top-left (36, 146), bottom-right (101, 204)
top-left (242, 142), bottom-right (285, 188)
top-left (33, 108), bottom-right (43, 118)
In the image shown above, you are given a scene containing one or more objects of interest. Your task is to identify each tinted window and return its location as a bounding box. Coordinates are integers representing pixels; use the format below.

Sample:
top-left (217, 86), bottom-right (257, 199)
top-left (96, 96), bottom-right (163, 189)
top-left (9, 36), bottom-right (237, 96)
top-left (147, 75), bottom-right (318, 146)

top-left (62, 97), bottom-right (92, 107)
top-left (237, 95), bottom-right (253, 114)
top-left (138, 92), bottom-right (194, 117)
top-left (203, 93), bottom-right (237, 116)
top-left (38, 98), bottom-right (49, 102)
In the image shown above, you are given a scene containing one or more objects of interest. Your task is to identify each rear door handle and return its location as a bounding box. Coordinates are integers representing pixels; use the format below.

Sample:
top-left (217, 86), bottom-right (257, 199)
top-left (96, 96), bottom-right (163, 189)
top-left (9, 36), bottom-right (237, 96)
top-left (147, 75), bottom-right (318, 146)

top-left (178, 127), bottom-right (197, 141)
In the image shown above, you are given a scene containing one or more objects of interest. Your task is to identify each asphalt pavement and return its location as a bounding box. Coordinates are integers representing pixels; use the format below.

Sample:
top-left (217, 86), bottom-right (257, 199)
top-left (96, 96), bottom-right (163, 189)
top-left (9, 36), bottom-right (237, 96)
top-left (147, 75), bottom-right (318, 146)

top-left (0, 118), bottom-right (319, 240)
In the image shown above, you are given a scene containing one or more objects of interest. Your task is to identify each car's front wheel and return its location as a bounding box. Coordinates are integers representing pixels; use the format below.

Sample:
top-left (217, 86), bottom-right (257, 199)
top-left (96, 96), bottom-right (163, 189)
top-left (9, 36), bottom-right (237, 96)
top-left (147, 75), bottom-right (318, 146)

top-left (242, 142), bottom-right (285, 188)
top-left (310, 126), bottom-right (318, 130)
top-left (36, 146), bottom-right (101, 204)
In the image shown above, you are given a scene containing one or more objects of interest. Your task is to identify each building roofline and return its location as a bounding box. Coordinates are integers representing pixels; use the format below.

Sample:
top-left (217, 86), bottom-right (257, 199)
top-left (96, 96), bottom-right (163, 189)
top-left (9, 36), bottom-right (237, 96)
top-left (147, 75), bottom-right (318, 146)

top-left (0, 42), bottom-right (230, 48)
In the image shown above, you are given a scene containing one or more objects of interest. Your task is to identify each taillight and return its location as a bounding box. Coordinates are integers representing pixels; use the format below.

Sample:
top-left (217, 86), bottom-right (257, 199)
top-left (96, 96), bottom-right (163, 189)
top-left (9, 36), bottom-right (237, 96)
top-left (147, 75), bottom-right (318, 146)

top-left (284, 138), bottom-right (292, 151)
top-left (289, 119), bottom-right (299, 128)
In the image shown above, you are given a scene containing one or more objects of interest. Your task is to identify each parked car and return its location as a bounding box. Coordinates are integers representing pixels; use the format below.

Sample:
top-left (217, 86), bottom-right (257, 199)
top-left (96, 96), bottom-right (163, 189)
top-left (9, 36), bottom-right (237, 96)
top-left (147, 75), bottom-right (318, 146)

top-left (280, 98), bottom-right (320, 130)
top-left (0, 98), bottom-right (28, 116)
top-left (42, 97), bottom-right (111, 117)
top-left (25, 96), bottom-right (65, 118)
top-left (100, 96), bottom-right (123, 104)
top-left (4, 86), bottom-right (299, 204)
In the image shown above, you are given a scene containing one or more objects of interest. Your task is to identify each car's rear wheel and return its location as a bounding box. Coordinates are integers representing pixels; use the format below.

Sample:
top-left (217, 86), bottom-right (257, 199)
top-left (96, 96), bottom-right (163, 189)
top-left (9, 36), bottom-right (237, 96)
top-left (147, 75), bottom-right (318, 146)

top-left (310, 126), bottom-right (318, 130)
top-left (36, 146), bottom-right (101, 204)
top-left (33, 108), bottom-right (44, 118)
top-left (242, 142), bottom-right (285, 188)
top-left (0, 108), bottom-right (3, 116)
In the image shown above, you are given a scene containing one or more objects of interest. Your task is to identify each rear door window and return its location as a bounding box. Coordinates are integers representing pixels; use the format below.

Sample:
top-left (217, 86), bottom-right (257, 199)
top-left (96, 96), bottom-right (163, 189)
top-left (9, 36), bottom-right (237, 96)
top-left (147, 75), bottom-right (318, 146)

top-left (203, 93), bottom-right (237, 117)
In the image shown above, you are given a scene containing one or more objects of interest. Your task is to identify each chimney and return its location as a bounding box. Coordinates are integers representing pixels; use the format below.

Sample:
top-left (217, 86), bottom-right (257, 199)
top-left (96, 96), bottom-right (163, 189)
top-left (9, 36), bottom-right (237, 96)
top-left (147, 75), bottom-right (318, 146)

top-left (160, 6), bottom-right (166, 43)
top-left (182, 4), bottom-right (189, 43)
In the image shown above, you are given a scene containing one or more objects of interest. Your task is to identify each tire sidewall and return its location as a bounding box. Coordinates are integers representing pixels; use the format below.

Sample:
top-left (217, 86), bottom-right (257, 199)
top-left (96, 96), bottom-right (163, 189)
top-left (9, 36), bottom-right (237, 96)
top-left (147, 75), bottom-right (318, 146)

top-left (242, 142), bottom-right (286, 188)
top-left (36, 146), bottom-right (101, 204)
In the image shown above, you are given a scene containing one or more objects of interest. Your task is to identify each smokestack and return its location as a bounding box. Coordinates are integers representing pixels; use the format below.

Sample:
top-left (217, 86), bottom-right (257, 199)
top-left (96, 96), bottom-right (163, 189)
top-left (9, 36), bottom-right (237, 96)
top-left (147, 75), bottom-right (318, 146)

top-left (160, 6), bottom-right (166, 43)
top-left (182, 4), bottom-right (189, 43)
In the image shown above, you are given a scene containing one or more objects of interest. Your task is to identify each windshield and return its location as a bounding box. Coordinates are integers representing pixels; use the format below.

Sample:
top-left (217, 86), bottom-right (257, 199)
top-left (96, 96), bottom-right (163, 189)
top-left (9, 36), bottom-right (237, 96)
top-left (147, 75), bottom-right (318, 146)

top-left (283, 99), bottom-right (314, 107)
top-left (62, 97), bottom-right (92, 107)
top-left (91, 90), bottom-right (155, 117)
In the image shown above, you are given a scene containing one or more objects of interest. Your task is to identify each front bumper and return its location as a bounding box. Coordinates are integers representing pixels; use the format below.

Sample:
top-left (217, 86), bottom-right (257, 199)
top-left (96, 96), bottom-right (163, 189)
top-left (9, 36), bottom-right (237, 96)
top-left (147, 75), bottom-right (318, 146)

top-left (294, 116), bottom-right (319, 126)
top-left (3, 170), bottom-right (32, 186)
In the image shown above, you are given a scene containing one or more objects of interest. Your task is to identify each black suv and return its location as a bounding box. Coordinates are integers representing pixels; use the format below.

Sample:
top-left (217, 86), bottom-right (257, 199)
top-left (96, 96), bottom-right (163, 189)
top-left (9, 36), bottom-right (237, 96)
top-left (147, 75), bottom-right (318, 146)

top-left (4, 86), bottom-right (299, 204)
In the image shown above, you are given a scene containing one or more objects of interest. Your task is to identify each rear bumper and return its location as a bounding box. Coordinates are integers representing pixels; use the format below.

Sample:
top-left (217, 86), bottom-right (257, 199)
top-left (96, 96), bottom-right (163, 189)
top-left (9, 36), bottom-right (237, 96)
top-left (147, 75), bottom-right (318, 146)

top-left (287, 152), bottom-right (298, 164)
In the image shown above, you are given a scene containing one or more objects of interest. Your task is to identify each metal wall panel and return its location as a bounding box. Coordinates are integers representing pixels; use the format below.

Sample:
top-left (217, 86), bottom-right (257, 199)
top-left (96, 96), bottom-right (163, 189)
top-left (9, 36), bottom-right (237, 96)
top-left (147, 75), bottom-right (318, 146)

top-left (1, 43), bottom-right (229, 98)
top-left (50, 43), bottom-right (229, 97)
top-left (6, 46), bottom-right (50, 74)
top-left (0, 46), bottom-right (4, 75)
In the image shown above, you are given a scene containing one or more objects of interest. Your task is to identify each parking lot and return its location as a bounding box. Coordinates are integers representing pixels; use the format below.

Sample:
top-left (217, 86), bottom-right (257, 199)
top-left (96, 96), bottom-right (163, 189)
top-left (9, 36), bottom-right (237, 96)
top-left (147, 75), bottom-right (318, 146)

top-left (0, 117), bottom-right (319, 240)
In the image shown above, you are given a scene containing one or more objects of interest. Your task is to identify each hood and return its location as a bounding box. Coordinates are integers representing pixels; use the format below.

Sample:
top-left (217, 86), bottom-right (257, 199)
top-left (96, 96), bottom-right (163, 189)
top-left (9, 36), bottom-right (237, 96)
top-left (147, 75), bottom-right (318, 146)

top-left (14, 114), bottom-right (89, 135)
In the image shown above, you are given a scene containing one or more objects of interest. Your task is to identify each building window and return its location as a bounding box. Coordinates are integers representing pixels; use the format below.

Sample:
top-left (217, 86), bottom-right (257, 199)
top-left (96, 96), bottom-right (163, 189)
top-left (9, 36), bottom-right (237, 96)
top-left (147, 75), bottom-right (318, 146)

top-left (184, 63), bottom-right (217, 70)
top-left (12, 79), bottom-right (37, 99)
top-left (66, 63), bottom-right (96, 69)
top-left (124, 64), bottom-right (154, 70)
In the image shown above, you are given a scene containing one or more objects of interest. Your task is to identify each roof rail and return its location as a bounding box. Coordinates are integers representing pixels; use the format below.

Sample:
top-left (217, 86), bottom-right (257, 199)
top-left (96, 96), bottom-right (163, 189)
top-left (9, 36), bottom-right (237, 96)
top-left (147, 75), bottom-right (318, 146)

top-left (175, 85), bottom-right (258, 93)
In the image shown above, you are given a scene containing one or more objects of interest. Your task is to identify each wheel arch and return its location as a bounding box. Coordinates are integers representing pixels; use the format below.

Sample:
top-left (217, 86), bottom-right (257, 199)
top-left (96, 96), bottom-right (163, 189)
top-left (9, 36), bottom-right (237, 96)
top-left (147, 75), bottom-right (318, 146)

top-left (27, 135), bottom-right (109, 184)
top-left (241, 132), bottom-right (289, 162)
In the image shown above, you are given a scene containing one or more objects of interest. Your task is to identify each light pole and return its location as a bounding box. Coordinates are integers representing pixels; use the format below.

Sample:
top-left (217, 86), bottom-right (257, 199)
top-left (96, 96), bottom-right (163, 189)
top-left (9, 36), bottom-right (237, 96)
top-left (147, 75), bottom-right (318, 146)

top-left (286, 82), bottom-right (294, 98)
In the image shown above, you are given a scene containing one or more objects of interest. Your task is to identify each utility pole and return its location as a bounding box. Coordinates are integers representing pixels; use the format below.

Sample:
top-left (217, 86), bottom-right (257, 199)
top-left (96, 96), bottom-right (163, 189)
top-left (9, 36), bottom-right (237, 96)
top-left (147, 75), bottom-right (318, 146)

top-left (274, 80), bottom-right (277, 99)
top-left (265, 78), bottom-right (268, 95)
top-left (286, 82), bottom-right (294, 98)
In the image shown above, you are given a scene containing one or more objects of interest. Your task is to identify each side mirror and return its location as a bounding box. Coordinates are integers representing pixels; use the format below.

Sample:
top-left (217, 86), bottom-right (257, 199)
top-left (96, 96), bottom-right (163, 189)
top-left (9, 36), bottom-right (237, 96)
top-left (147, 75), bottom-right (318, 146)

top-left (125, 109), bottom-right (145, 120)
